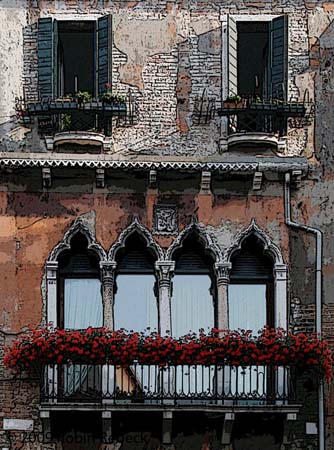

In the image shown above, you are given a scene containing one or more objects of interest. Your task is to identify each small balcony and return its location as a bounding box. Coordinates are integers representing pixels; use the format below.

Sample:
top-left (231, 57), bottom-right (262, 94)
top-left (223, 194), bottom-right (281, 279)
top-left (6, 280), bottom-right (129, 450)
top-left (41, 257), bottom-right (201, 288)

top-left (217, 96), bottom-right (307, 152)
top-left (15, 93), bottom-right (136, 152)
top-left (41, 363), bottom-right (296, 409)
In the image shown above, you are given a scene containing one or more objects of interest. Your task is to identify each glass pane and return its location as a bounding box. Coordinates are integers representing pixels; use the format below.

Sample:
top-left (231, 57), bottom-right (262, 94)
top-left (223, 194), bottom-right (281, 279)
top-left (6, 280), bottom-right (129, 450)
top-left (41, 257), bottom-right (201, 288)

top-left (64, 278), bottom-right (102, 329)
top-left (171, 274), bottom-right (214, 337)
top-left (228, 284), bottom-right (266, 332)
top-left (114, 274), bottom-right (158, 332)
top-left (171, 275), bottom-right (214, 399)
top-left (228, 284), bottom-right (267, 403)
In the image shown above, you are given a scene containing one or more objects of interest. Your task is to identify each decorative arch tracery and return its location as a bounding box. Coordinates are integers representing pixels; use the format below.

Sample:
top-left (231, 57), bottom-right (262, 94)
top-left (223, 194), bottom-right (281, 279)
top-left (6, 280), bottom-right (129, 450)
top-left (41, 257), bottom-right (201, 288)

top-left (225, 219), bottom-right (287, 330)
top-left (45, 217), bottom-right (107, 328)
top-left (166, 216), bottom-right (223, 263)
top-left (225, 218), bottom-right (284, 266)
top-left (48, 217), bottom-right (107, 263)
top-left (108, 215), bottom-right (164, 263)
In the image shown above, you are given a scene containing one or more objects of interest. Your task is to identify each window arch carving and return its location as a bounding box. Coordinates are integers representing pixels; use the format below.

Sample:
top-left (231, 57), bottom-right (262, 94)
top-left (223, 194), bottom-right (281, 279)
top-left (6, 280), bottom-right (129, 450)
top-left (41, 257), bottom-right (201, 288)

top-left (226, 219), bottom-right (287, 330)
top-left (45, 217), bottom-right (106, 328)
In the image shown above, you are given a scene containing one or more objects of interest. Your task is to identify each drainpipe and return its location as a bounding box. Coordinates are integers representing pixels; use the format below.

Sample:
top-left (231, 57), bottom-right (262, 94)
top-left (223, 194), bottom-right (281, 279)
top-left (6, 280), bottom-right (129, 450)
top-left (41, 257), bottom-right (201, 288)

top-left (284, 172), bottom-right (324, 450)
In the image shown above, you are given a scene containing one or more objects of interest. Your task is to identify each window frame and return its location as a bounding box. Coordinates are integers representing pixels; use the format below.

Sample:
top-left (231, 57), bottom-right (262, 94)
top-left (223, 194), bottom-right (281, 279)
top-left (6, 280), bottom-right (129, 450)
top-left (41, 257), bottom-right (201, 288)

top-left (222, 14), bottom-right (288, 101)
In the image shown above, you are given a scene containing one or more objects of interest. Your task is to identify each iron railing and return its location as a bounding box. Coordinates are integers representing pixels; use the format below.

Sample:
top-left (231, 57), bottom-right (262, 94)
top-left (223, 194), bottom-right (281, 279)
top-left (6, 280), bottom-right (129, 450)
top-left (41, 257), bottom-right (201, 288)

top-left (15, 93), bottom-right (136, 136)
top-left (216, 96), bottom-right (307, 137)
top-left (41, 364), bottom-right (296, 405)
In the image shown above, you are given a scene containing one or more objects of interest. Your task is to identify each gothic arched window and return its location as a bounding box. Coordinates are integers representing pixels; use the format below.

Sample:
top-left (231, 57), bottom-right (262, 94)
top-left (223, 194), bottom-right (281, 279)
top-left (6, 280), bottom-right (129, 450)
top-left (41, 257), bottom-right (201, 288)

top-left (171, 232), bottom-right (216, 337)
top-left (229, 234), bottom-right (274, 332)
top-left (113, 232), bottom-right (158, 333)
top-left (57, 232), bottom-right (103, 329)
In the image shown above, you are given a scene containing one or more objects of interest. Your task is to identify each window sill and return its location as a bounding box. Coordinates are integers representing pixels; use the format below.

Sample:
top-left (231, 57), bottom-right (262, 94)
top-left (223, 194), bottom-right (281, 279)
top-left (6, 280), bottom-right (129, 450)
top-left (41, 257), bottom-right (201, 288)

top-left (220, 133), bottom-right (286, 153)
top-left (45, 132), bottom-right (112, 153)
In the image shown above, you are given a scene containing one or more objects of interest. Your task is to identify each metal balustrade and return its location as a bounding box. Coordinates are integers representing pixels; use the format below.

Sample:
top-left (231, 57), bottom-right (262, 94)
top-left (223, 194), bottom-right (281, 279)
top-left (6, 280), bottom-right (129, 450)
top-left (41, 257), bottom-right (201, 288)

top-left (41, 364), bottom-right (296, 405)
top-left (217, 96), bottom-right (307, 138)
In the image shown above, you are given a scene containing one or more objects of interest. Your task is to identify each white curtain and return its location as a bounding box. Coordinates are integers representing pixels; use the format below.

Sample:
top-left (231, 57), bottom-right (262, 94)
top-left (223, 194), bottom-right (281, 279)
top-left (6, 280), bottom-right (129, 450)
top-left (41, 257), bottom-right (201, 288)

top-left (64, 278), bottom-right (103, 329)
top-left (114, 274), bottom-right (158, 332)
top-left (228, 284), bottom-right (266, 333)
top-left (228, 284), bottom-right (267, 401)
top-left (64, 278), bottom-right (102, 396)
top-left (114, 274), bottom-right (158, 396)
top-left (171, 275), bottom-right (215, 399)
top-left (171, 275), bottom-right (214, 337)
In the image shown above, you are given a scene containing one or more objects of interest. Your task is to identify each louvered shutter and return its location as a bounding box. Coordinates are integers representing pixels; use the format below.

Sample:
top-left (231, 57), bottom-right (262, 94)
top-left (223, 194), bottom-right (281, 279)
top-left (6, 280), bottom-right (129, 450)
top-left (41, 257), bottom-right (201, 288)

top-left (97, 15), bottom-right (112, 95)
top-left (270, 15), bottom-right (288, 100)
top-left (38, 18), bottom-right (57, 100)
top-left (227, 15), bottom-right (238, 96)
top-left (230, 251), bottom-right (274, 281)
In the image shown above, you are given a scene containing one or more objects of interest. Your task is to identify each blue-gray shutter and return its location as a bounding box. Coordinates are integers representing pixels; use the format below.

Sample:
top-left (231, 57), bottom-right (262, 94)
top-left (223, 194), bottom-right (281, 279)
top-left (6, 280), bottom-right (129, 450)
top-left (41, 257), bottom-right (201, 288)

top-left (270, 15), bottom-right (288, 100)
top-left (38, 18), bottom-right (56, 100)
top-left (97, 15), bottom-right (112, 95)
top-left (227, 15), bottom-right (238, 96)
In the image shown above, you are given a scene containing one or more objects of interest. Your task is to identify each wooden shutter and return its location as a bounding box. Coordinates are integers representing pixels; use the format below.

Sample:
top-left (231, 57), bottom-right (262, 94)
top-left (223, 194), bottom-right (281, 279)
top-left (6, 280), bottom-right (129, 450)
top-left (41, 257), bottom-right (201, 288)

top-left (227, 15), bottom-right (238, 96)
top-left (270, 15), bottom-right (288, 100)
top-left (97, 14), bottom-right (112, 95)
top-left (38, 18), bottom-right (57, 100)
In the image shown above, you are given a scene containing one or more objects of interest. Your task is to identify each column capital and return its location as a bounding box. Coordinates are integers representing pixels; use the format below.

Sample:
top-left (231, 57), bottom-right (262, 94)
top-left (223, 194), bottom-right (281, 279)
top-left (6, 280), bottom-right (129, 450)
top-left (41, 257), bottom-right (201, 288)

top-left (155, 260), bottom-right (175, 277)
top-left (215, 262), bottom-right (231, 285)
top-left (100, 261), bottom-right (117, 279)
top-left (274, 263), bottom-right (287, 280)
top-left (46, 260), bottom-right (58, 280)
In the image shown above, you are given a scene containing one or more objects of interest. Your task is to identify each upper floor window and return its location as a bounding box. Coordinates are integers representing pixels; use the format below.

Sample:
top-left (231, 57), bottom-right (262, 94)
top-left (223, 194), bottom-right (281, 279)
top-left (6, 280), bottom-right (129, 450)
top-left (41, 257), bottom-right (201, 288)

top-left (57, 232), bottom-right (102, 329)
top-left (38, 16), bottom-right (111, 100)
top-left (228, 234), bottom-right (274, 332)
top-left (227, 15), bottom-right (288, 100)
top-left (114, 232), bottom-right (158, 333)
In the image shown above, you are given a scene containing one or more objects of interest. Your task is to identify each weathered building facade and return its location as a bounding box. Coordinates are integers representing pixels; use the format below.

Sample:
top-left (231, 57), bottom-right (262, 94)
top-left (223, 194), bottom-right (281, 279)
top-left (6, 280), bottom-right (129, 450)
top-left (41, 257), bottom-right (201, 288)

top-left (0, 0), bottom-right (334, 449)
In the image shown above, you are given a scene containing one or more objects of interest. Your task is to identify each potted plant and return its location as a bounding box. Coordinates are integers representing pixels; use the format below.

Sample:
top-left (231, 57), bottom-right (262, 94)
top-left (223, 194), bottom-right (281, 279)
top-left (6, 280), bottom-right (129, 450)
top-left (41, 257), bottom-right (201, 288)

top-left (75, 90), bottom-right (92, 105)
top-left (99, 83), bottom-right (127, 109)
top-left (60, 113), bottom-right (72, 131)
top-left (223, 95), bottom-right (247, 109)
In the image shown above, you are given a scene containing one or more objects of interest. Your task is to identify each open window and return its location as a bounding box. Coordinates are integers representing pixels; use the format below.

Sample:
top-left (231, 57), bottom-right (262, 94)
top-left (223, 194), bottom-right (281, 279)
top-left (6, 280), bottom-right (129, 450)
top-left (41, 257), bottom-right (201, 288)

top-left (38, 15), bottom-right (112, 100)
top-left (227, 15), bottom-right (288, 101)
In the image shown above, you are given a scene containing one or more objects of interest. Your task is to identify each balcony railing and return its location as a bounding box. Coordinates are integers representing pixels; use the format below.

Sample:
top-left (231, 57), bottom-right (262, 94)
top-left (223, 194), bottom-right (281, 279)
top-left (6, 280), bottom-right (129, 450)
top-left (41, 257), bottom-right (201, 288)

top-left (15, 93), bottom-right (136, 136)
top-left (41, 364), bottom-right (296, 405)
top-left (217, 96), bottom-right (307, 139)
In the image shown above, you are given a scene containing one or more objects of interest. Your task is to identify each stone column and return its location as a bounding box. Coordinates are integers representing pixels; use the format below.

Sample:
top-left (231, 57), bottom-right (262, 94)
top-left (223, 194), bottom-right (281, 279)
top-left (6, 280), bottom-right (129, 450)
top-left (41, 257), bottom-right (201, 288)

top-left (274, 263), bottom-right (288, 405)
top-left (46, 261), bottom-right (58, 326)
top-left (274, 263), bottom-right (288, 329)
top-left (100, 261), bottom-right (117, 329)
top-left (215, 262), bottom-right (232, 330)
top-left (46, 261), bottom-right (59, 400)
top-left (155, 261), bottom-right (175, 336)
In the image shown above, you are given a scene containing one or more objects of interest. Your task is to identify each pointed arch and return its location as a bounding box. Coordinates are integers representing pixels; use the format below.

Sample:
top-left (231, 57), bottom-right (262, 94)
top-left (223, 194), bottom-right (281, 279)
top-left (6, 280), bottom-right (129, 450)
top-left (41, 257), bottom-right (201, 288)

top-left (225, 219), bottom-right (284, 266)
top-left (108, 215), bottom-right (164, 262)
top-left (48, 217), bottom-right (107, 262)
top-left (226, 219), bottom-right (287, 330)
top-left (166, 216), bottom-right (223, 263)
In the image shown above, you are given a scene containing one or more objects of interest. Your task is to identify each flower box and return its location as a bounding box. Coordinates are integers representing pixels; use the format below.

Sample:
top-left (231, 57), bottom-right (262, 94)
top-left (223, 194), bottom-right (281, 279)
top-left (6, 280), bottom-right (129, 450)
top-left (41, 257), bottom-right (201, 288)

top-left (4, 327), bottom-right (333, 381)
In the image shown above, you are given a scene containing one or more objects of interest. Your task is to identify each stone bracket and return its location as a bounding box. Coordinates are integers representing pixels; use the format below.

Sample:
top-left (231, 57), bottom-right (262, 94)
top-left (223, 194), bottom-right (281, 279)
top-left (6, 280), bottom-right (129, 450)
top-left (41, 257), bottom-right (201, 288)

top-left (291, 170), bottom-right (302, 189)
top-left (221, 412), bottom-right (235, 447)
top-left (162, 411), bottom-right (173, 445)
top-left (200, 170), bottom-right (212, 194)
top-left (253, 171), bottom-right (263, 191)
top-left (42, 167), bottom-right (52, 188)
top-left (149, 169), bottom-right (157, 189)
top-left (96, 168), bottom-right (105, 188)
